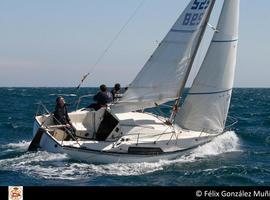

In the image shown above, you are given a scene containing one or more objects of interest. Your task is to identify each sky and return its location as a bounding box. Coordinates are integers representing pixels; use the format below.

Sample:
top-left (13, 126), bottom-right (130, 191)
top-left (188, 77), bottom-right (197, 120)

top-left (0, 0), bottom-right (269, 88)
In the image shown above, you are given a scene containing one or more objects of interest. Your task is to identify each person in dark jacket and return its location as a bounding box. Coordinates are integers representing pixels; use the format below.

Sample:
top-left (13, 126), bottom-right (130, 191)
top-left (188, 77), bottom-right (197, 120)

top-left (88, 84), bottom-right (113, 111)
top-left (54, 96), bottom-right (76, 139)
top-left (111, 83), bottom-right (122, 101)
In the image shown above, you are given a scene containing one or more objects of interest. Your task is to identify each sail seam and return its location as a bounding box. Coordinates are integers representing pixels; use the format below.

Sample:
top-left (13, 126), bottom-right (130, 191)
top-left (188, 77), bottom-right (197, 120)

top-left (170, 29), bottom-right (198, 33)
top-left (212, 39), bottom-right (238, 43)
top-left (188, 88), bottom-right (232, 95)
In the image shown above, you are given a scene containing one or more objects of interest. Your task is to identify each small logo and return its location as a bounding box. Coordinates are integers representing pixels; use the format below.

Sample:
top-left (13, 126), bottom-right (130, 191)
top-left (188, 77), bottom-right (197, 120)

top-left (196, 190), bottom-right (203, 197)
top-left (9, 186), bottom-right (23, 200)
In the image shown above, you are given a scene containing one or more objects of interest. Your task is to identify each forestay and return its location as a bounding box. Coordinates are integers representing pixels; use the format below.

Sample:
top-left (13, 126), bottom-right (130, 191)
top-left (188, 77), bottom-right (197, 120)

top-left (176, 0), bottom-right (240, 133)
top-left (112, 0), bottom-right (216, 113)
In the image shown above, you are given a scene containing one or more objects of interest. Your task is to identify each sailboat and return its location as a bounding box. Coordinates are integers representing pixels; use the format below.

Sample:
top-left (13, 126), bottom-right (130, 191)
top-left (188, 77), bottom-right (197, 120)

top-left (29, 0), bottom-right (240, 164)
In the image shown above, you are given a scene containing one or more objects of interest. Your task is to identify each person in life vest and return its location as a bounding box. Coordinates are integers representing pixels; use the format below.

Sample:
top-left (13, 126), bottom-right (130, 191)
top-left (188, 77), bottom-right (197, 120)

top-left (88, 84), bottom-right (113, 111)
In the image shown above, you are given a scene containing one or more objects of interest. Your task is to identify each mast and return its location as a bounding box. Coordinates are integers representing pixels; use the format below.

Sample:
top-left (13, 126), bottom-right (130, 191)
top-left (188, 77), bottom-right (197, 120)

top-left (169, 0), bottom-right (216, 123)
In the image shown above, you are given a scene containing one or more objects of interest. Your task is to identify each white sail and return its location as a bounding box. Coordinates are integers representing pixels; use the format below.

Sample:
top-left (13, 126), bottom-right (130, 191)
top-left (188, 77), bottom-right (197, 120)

top-left (176, 0), bottom-right (240, 133)
top-left (112, 0), bottom-right (216, 113)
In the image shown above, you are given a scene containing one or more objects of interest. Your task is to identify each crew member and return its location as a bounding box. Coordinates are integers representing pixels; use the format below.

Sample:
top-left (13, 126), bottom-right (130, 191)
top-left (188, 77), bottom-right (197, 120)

top-left (53, 96), bottom-right (76, 139)
top-left (111, 83), bottom-right (122, 101)
top-left (88, 84), bottom-right (113, 110)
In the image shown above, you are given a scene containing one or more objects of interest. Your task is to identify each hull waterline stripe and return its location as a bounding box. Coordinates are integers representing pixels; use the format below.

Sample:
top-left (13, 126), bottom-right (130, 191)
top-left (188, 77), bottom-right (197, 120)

top-left (188, 88), bottom-right (232, 95)
top-left (61, 137), bottom-right (217, 157)
top-left (63, 144), bottom-right (198, 156)
top-left (212, 39), bottom-right (238, 43)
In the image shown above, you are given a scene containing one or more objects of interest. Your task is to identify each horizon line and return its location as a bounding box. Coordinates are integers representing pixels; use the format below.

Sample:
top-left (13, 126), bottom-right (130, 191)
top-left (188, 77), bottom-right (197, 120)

top-left (0, 86), bottom-right (269, 89)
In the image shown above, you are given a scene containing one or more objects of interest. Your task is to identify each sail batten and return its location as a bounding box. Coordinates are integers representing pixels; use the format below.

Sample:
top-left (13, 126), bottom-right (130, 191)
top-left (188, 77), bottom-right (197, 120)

top-left (170, 28), bottom-right (200, 33)
top-left (188, 88), bottom-right (233, 96)
top-left (112, 0), bottom-right (216, 113)
top-left (176, 0), bottom-right (240, 134)
top-left (211, 39), bottom-right (238, 43)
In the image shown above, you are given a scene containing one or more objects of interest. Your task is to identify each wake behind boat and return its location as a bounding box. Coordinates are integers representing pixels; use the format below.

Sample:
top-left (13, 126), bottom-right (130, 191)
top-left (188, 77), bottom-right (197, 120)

top-left (29, 0), bottom-right (240, 164)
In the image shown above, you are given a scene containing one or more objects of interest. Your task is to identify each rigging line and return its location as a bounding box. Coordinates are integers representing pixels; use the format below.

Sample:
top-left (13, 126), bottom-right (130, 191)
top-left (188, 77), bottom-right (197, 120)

top-left (76, 0), bottom-right (147, 90)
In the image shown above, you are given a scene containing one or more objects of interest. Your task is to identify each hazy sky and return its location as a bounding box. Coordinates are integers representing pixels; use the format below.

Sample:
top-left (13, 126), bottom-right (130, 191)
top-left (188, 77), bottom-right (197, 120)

top-left (0, 0), bottom-right (269, 87)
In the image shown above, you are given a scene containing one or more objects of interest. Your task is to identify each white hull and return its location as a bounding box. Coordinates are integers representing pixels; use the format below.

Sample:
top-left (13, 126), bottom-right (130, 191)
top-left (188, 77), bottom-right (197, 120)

top-left (31, 109), bottom-right (220, 164)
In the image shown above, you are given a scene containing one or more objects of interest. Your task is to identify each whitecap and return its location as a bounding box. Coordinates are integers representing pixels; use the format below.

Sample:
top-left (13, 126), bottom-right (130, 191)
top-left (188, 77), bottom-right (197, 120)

top-left (1, 140), bottom-right (31, 151)
top-left (49, 94), bottom-right (77, 97)
top-left (189, 131), bottom-right (241, 158)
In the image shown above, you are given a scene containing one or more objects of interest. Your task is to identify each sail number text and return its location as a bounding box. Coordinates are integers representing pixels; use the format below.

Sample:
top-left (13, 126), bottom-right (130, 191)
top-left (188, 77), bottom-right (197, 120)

top-left (183, 13), bottom-right (204, 26)
top-left (182, 0), bottom-right (210, 26)
top-left (191, 0), bottom-right (210, 10)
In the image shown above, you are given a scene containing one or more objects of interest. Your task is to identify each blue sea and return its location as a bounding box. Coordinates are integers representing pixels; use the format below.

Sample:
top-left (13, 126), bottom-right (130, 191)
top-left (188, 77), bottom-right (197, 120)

top-left (0, 88), bottom-right (269, 186)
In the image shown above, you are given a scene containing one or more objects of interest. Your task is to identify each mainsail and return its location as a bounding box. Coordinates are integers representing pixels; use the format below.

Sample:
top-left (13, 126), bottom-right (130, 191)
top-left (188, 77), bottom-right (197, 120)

top-left (176, 0), bottom-right (240, 133)
top-left (112, 0), bottom-right (216, 113)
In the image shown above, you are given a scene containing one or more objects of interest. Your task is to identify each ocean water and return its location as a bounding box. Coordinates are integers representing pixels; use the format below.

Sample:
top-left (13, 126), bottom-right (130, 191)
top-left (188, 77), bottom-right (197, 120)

top-left (0, 88), bottom-right (269, 186)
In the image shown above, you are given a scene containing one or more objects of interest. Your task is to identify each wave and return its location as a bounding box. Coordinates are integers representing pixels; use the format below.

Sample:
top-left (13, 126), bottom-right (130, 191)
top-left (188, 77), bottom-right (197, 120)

top-left (149, 131), bottom-right (241, 166)
top-left (189, 131), bottom-right (240, 158)
top-left (0, 151), bottom-right (163, 180)
top-left (21, 94), bottom-right (32, 97)
top-left (0, 131), bottom-right (240, 181)
top-left (0, 140), bottom-right (31, 157)
top-left (49, 94), bottom-right (77, 97)
top-left (1, 140), bottom-right (31, 150)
